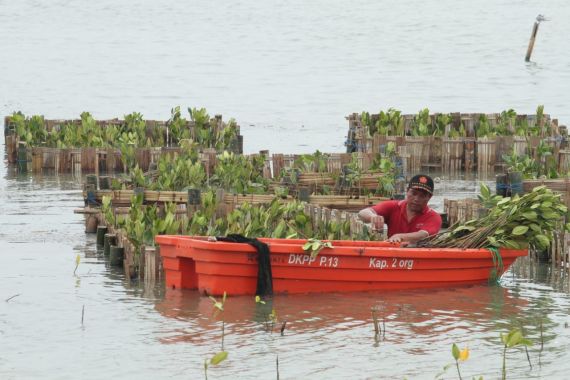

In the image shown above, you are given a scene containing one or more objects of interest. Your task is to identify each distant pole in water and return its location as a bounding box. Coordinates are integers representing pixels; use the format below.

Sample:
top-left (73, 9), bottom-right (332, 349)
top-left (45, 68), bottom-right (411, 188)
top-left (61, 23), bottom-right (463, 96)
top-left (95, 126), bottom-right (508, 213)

top-left (525, 14), bottom-right (548, 62)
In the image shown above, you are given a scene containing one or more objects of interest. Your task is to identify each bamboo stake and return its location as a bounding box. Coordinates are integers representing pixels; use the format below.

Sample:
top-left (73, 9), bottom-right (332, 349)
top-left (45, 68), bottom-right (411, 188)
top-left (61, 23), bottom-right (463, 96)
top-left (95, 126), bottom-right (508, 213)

top-left (525, 20), bottom-right (540, 62)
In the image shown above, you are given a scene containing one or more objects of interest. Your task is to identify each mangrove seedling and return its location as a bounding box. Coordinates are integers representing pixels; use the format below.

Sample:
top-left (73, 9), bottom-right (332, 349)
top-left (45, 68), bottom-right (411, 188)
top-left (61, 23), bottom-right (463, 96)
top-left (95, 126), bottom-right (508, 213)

top-left (500, 328), bottom-right (532, 380)
top-left (371, 306), bottom-right (381, 342)
top-left (74, 254), bottom-right (81, 276)
top-left (451, 343), bottom-right (469, 380)
top-left (204, 351), bottom-right (228, 380)
top-left (302, 238), bottom-right (333, 259)
top-left (209, 291), bottom-right (227, 349)
top-left (435, 343), bottom-right (470, 380)
top-left (204, 291), bottom-right (229, 380)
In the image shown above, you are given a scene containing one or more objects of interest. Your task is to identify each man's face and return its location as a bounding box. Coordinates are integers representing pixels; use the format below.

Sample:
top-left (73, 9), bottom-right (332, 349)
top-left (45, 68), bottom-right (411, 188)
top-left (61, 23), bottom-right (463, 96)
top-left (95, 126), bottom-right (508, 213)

top-left (406, 188), bottom-right (431, 213)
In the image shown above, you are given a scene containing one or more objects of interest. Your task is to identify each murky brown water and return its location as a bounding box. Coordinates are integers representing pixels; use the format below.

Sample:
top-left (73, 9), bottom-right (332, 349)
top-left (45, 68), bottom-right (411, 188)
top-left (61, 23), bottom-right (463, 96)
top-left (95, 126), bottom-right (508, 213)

top-left (3, 0), bottom-right (570, 378)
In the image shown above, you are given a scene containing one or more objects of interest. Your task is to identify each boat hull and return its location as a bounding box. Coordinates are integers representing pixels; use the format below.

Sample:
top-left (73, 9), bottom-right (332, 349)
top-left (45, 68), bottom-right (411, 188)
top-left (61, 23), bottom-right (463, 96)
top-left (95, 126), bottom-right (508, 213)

top-left (155, 236), bottom-right (528, 296)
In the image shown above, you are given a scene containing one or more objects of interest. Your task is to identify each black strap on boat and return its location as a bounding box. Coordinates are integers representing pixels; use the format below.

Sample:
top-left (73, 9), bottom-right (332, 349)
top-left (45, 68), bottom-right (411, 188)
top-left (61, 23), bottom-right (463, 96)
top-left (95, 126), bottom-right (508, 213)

top-left (216, 234), bottom-right (273, 296)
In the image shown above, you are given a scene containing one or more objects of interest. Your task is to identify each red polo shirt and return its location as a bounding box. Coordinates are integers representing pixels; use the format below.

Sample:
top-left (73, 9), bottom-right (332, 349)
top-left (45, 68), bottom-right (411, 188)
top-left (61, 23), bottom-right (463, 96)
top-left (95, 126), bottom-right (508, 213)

top-left (371, 200), bottom-right (442, 237)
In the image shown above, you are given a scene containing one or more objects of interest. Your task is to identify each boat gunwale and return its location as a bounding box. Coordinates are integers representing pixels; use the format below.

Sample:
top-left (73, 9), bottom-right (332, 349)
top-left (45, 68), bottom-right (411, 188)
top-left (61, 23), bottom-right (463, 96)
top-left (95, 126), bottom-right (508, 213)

top-left (156, 235), bottom-right (528, 260)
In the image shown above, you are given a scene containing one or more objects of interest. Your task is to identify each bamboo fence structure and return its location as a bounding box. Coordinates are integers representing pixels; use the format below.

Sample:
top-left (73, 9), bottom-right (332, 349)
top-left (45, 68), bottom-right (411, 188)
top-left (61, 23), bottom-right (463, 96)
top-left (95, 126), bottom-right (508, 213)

top-left (443, 198), bottom-right (486, 226)
top-left (3, 114), bottom-right (243, 167)
top-left (346, 111), bottom-right (565, 176)
top-left (79, 200), bottom-right (384, 283)
top-left (83, 188), bottom-right (388, 213)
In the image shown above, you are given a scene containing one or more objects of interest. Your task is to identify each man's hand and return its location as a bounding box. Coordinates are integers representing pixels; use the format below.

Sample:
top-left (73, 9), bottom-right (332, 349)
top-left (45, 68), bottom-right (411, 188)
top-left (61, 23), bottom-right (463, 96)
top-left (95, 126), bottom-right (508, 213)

top-left (370, 215), bottom-right (384, 231)
top-left (358, 208), bottom-right (384, 231)
top-left (387, 234), bottom-right (405, 243)
top-left (386, 230), bottom-right (429, 244)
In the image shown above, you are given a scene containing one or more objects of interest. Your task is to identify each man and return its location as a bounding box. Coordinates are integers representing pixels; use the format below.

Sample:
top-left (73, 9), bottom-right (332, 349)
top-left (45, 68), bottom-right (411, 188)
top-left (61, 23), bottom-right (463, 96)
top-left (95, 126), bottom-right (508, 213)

top-left (358, 174), bottom-right (442, 243)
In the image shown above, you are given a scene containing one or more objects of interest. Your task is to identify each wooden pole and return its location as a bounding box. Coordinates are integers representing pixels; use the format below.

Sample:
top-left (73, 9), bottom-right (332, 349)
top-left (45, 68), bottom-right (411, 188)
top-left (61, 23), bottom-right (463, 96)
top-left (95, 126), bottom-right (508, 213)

top-left (525, 21), bottom-right (540, 62)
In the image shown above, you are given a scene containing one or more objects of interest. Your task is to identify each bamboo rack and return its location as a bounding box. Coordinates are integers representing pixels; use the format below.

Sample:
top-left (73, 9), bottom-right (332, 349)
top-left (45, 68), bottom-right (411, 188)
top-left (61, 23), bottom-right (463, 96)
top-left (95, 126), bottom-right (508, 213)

top-left (443, 198), bottom-right (486, 226)
top-left (83, 189), bottom-right (388, 212)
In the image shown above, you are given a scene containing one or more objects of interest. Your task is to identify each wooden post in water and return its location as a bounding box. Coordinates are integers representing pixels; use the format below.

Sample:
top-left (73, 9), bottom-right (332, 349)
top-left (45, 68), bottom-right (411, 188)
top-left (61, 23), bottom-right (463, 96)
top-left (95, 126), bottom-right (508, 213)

top-left (525, 21), bottom-right (540, 62)
top-left (525, 15), bottom-right (547, 62)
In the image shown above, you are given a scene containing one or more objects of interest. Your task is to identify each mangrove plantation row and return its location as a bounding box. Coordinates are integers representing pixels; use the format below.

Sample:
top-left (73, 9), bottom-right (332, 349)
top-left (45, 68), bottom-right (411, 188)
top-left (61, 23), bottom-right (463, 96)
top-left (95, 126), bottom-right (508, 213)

top-left (6, 106), bottom-right (570, 281)
top-left (4, 107), bottom-right (243, 165)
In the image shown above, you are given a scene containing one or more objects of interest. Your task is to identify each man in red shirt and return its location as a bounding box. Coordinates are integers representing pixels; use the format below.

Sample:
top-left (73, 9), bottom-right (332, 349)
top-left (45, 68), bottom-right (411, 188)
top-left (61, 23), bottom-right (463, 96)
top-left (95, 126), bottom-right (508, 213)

top-left (358, 174), bottom-right (442, 243)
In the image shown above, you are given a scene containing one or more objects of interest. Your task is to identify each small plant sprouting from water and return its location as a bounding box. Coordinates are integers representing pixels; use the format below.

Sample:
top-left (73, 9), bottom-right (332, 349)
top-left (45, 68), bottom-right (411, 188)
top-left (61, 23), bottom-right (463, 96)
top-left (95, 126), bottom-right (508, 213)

top-left (435, 343), bottom-right (470, 380)
top-left (500, 328), bottom-right (532, 380)
top-left (255, 295), bottom-right (279, 333)
top-left (74, 254), bottom-right (81, 276)
top-left (539, 319), bottom-right (544, 366)
top-left (451, 343), bottom-right (469, 380)
top-left (204, 291), bottom-right (228, 380)
top-left (204, 351), bottom-right (228, 380)
top-left (371, 306), bottom-right (385, 342)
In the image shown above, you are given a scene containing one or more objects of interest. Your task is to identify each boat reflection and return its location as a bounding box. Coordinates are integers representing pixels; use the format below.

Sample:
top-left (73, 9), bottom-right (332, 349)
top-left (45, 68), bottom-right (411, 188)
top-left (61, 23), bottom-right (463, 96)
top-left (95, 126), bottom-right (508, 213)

top-left (156, 284), bottom-right (529, 345)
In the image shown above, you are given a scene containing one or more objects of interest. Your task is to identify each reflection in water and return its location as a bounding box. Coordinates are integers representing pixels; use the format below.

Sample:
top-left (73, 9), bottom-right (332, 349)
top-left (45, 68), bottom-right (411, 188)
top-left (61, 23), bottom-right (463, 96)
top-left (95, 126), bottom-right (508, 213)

top-left (153, 280), bottom-right (570, 378)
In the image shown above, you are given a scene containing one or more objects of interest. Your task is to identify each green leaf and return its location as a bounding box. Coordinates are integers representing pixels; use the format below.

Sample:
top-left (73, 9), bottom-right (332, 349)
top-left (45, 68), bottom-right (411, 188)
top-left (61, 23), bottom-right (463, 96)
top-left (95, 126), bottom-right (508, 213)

top-left (507, 330), bottom-right (523, 347)
top-left (451, 343), bottom-right (460, 360)
top-left (541, 212), bottom-right (559, 219)
top-left (522, 211), bottom-right (537, 220)
top-left (497, 197), bottom-right (511, 206)
top-left (520, 338), bottom-right (533, 347)
top-left (210, 351), bottom-right (228, 365)
top-left (512, 226), bottom-right (529, 235)
top-left (529, 223), bottom-right (541, 232)
top-left (480, 183), bottom-right (491, 199)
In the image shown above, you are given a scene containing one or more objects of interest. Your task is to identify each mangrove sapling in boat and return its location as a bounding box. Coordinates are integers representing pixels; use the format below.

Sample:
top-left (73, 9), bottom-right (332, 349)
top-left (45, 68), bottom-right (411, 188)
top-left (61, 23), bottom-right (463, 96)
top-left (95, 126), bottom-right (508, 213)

top-left (302, 238), bottom-right (333, 259)
top-left (420, 184), bottom-right (570, 251)
top-left (500, 328), bottom-right (532, 380)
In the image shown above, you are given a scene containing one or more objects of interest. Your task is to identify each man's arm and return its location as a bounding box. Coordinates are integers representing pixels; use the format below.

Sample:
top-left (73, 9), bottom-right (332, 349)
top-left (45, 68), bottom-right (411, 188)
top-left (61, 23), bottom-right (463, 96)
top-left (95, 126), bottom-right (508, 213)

top-left (358, 207), bottom-right (384, 231)
top-left (387, 230), bottom-right (429, 244)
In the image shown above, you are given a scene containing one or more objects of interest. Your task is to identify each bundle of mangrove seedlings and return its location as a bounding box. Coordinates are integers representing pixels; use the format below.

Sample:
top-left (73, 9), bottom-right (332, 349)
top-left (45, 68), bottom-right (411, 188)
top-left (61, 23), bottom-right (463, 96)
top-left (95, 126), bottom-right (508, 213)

top-left (419, 184), bottom-right (570, 250)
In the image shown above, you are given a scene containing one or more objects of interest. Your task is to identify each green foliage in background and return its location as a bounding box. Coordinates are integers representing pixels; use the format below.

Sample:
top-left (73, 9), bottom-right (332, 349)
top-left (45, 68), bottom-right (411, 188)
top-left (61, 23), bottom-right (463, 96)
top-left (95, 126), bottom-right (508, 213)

top-left (9, 107), bottom-right (239, 152)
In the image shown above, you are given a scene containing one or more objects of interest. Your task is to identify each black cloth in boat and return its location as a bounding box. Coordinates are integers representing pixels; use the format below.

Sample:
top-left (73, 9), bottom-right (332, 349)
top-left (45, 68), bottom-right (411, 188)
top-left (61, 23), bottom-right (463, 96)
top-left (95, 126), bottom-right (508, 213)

top-left (216, 234), bottom-right (273, 296)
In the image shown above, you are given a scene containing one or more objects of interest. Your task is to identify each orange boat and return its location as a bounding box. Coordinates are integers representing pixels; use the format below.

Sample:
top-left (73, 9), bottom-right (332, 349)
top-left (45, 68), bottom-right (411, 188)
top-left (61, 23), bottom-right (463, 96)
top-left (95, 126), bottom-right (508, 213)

top-left (155, 236), bottom-right (528, 296)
